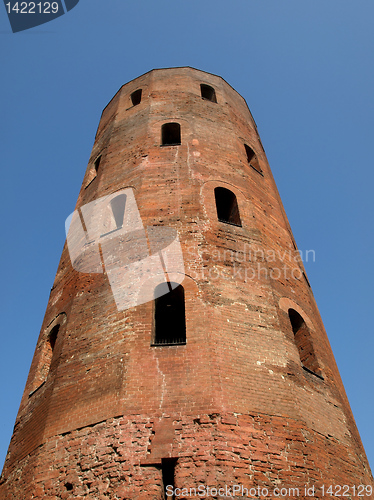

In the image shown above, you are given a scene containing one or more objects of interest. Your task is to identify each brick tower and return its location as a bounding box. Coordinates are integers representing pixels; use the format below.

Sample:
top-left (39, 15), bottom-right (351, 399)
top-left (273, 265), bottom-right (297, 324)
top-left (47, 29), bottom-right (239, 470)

top-left (1, 68), bottom-right (373, 499)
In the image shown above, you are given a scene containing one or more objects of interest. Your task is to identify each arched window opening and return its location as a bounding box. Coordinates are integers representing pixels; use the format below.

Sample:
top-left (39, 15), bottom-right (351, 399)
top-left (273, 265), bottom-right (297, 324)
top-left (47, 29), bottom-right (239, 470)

top-left (244, 144), bottom-right (263, 175)
top-left (42, 324), bottom-right (60, 379)
top-left (214, 187), bottom-right (242, 227)
top-left (200, 84), bottom-right (217, 103)
top-left (101, 194), bottom-right (127, 237)
top-left (29, 322), bottom-right (62, 397)
top-left (161, 123), bottom-right (181, 146)
top-left (131, 89), bottom-right (142, 106)
top-left (94, 155), bottom-right (101, 173)
top-left (288, 309), bottom-right (322, 378)
top-left (153, 283), bottom-right (186, 345)
top-left (49, 324), bottom-right (59, 352)
top-left (110, 193), bottom-right (127, 230)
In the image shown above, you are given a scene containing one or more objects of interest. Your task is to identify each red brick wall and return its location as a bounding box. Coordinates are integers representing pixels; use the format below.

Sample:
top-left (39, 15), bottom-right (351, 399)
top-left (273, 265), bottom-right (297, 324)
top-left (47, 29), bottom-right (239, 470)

top-left (1, 68), bottom-right (372, 498)
top-left (1, 413), bottom-right (372, 499)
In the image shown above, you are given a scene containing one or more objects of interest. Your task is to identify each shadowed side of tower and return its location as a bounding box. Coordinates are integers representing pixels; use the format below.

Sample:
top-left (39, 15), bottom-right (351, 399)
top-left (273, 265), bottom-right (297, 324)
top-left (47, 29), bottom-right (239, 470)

top-left (0, 68), bottom-right (372, 499)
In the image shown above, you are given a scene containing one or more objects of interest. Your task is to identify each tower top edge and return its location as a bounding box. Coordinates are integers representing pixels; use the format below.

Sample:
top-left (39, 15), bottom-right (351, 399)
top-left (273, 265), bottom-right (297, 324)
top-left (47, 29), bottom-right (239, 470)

top-left (100, 67), bottom-right (255, 126)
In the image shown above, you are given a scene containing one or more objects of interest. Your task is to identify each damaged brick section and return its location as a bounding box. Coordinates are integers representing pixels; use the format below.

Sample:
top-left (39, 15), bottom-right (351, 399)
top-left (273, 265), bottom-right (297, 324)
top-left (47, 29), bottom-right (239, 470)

top-left (0, 413), bottom-right (372, 499)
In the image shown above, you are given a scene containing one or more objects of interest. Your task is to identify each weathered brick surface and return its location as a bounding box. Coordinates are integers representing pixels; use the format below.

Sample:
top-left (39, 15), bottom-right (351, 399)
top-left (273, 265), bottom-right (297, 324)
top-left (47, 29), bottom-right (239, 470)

top-left (0, 413), bottom-right (372, 499)
top-left (1, 68), bottom-right (372, 498)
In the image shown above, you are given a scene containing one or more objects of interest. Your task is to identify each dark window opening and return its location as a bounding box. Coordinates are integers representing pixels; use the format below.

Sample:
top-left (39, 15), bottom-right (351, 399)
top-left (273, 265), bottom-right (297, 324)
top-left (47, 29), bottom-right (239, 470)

top-left (214, 187), bottom-right (242, 227)
top-left (100, 193), bottom-right (127, 237)
top-left (30, 322), bottom-right (62, 396)
top-left (49, 324), bottom-right (60, 352)
top-left (94, 155), bottom-right (101, 173)
top-left (110, 193), bottom-right (127, 230)
top-left (154, 283), bottom-right (186, 345)
top-left (288, 309), bottom-right (322, 377)
top-left (44, 324), bottom-right (60, 377)
top-left (244, 144), bottom-right (263, 175)
top-left (161, 123), bottom-right (181, 146)
top-left (131, 89), bottom-right (142, 106)
top-left (288, 309), bottom-right (304, 335)
top-left (65, 483), bottom-right (73, 492)
top-left (162, 458), bottom-right (177, 500)
top-left (200, 84), bottom-right (217, 103)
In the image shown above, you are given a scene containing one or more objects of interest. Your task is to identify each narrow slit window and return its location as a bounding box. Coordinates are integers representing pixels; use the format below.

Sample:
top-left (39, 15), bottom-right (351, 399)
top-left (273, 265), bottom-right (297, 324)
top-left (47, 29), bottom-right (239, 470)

top-left (94, 155), bottom-right (101, 173)
top-left (161, 123), bottom-right (181, 146)
top-left (131, 89), bottom-right (142, 106)
top-left (288, 309), bottom-right (322, 377)
top-left (100, 193), bottom-right (127, 237)
top-left (153, 283), bottom-right (186, 345)
top-left (244, 144), bottom-right (263, 175)
top-left (43, 324), bottom-right (60, 378)
top-left (30, 322), bottom-right (62, 396)
top-left (200, 84), bottom-right (217, 103)
top-left (49, 324), bottom-right (59, 352)
top-left (162, 458), bottom-right (177, 500)
top-left (110, 193), bottom-right (127, 230)
top-left (214, 187), bottom-right (242, 227)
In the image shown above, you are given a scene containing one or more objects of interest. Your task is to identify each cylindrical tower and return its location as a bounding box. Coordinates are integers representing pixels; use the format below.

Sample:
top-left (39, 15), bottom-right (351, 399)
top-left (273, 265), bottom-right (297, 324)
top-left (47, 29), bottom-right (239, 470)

top-left (1, 67), bottom-right (372, 499)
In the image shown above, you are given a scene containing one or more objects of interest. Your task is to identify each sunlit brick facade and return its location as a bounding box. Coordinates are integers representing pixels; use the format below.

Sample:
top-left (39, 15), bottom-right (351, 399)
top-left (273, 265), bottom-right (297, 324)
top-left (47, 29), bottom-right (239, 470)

top-left (1, 68), bottom-right (372, 499)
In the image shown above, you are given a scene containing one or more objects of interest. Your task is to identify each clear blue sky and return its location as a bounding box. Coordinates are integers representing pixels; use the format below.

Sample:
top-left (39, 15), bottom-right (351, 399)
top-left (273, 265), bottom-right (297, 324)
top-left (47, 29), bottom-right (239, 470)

top-left (1, 0), bottom-right (373, 474)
